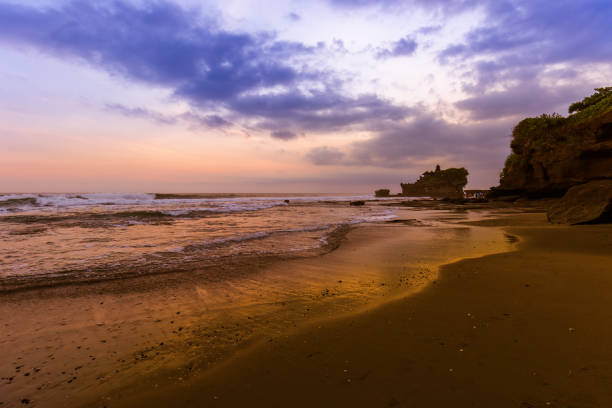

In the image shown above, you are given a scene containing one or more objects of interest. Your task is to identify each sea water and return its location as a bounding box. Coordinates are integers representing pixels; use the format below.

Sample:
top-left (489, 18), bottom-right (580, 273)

top-left (0, 193), bottom-right (399, 289)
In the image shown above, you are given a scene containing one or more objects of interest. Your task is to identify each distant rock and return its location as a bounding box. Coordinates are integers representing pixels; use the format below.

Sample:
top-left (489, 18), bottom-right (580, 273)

top-left (401, 165), bottom-right (468, 199)
top-left (375, 189), bottom-right (390, 197)
top-left (547, 180), bottom-right (612, 224)
top-left (350, 200), bottom-right (366, 206)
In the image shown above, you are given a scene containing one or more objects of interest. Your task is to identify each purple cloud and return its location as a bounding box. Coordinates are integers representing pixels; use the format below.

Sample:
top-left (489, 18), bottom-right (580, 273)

top-left (376, 36), bottom-right (418, 59)
top-left (106, 104), bottom-right (232, 129)
top-left (305, 146), bottom-right (345, 164)
top-left (439, 0), bottom-right (612, 118)
top-left (0, 0), bottom-right (409, 137)
top-left (270, 130), bottom-right (299, 140)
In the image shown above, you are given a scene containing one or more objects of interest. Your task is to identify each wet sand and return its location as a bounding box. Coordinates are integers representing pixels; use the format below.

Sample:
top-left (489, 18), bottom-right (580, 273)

top-left (1, 210), bottom-right (514, 407)
top-left (2, 211), bottom-right (611, 407)
top-left (113, 213), bottom-right (612, 408)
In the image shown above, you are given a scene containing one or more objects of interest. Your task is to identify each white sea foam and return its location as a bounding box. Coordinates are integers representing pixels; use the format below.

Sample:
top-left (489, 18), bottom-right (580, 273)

top-left (0, 193), bottom-right (388, 215)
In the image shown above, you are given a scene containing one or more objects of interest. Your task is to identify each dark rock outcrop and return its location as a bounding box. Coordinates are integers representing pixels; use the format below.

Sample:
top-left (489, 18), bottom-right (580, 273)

top-left (401, 165), bottom-right (468, 199)
top-left (547, 180), bottom-right (612, 224)
top-left (493, 88), bottom-right (612, 198)
top-left (375, 189), bottom-right (390, 197)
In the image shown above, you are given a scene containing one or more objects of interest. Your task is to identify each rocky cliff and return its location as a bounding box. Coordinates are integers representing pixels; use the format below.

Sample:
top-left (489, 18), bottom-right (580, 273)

top-left (493, 88), bottom-right (612, 197)
top-left (401, 165), bottom-right (468, 199)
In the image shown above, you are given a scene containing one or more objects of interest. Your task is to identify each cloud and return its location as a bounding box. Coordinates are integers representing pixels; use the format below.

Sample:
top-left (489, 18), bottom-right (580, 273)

top-left (270, 130), bottom-right (298, 140)
top-left (376, 36), bottom-right (417, 59)
top-left (327, 0), bottom-right (478, 13)
top-left (305, 111), bottom-right (515, 188)
top-left (305, 146), bottom-right (345, 164)
top-left (180, 112), bottom-right (232, 129)
top-left (105, 104), bottom-right (178, 125)
top-left (0, 0), bottom-right (409, 137)
top-left (106, 104), bottom-right (232, 129)
top-left (416, 25), bottom-right (442, 35)
top-left (454, 82), bottom-right (588, 120)
top-left (308, 112), bottom-right (513, 170)
top-left (438, 0), bottom-right (612, 116)
top-left (242, 92), bottom-right (413, 133)
top-left (287, 12), bottom-right (301, 21)
top-left (441, 0), bottom-right (612, 66)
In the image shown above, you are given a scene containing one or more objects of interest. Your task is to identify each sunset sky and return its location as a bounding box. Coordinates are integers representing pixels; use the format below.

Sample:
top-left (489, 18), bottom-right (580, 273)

top-left (1, 0), bottom-right (610, 192)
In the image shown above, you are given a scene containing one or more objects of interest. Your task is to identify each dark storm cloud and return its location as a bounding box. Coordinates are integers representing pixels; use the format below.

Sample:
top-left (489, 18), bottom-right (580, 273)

top-left (0, 0), bottom-right (408, 135)
top-left (376, 36), bottom-right (417, 59)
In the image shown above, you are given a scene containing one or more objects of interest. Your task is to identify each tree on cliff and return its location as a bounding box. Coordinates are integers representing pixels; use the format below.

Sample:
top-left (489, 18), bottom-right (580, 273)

top-left (568, 87), bottom-right (612, 114)
top-left (413, 167), bottom-right (469, 189)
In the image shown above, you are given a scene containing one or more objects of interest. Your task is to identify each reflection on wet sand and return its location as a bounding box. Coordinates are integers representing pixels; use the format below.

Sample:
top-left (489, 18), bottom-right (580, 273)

top-left (0, 208), bottom-right (516, 407)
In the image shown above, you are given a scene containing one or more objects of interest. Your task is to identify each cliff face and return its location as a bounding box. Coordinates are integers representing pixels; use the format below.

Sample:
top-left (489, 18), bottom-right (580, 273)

top-left (401, 166), bottom-right (468, 199)
top-left (494, 88), bottom-right (612, 197)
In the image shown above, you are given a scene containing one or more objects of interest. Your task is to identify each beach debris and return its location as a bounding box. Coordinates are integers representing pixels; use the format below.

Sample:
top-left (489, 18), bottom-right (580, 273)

top-left (20, 399), bottom-right (30, 404)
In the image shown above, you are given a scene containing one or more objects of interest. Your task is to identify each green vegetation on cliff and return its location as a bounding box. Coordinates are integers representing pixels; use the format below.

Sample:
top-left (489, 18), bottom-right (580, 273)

top-left (402, 165), bottom-right (468, 198)
top-left (568, 87), bottom-right (612, 114)
top-left (416, 165), bottom-right (469, 188)
top-left (498, 87), bottom-right (612, 195)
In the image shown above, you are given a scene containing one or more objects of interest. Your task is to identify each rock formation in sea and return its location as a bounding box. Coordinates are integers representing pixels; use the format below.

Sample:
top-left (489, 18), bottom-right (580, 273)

top-left (492, 87), bottom-right (612, 198)
top-left (375, 189), bottom-right (390, 197)
top-left (400, 165), bottom-right (468, 199)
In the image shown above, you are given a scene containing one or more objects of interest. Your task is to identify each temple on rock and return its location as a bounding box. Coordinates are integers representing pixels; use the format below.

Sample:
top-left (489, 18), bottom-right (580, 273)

top-left (400, 165), bottom-right (468, 199)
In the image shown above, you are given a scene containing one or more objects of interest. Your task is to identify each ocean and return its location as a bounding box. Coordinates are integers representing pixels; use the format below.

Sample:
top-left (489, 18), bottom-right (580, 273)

top-left (0, 193), bottom-right (400, 290)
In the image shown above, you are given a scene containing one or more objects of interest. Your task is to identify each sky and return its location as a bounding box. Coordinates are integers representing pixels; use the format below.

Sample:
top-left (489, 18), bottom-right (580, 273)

top-left (0, 0), bottom-right (610, 193)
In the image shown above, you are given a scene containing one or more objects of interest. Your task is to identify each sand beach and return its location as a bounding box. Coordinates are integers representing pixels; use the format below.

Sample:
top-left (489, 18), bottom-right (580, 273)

top-left (2, 206), bottom-right (611, 407)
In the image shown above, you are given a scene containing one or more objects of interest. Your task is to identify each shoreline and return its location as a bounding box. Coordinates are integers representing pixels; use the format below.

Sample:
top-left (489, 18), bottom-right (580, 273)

top-left (0, 209), bottom-right (518, 407)
top-left (0, 224), bottom-right (354, 294)
top-left (109, 213), bottom-right (612, 408)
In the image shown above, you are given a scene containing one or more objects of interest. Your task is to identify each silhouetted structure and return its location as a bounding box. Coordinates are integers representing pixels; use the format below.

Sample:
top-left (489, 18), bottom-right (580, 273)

top-left (401, 165), bottom-right (468, 199)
